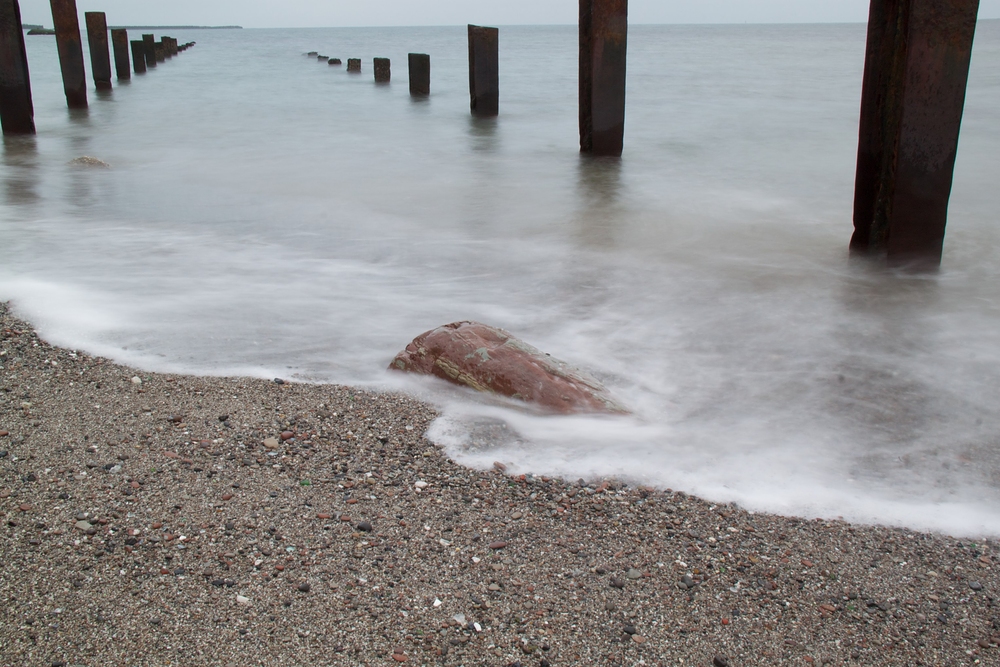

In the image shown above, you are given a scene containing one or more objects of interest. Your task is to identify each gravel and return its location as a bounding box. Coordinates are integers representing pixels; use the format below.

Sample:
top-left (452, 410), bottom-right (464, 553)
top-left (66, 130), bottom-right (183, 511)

top-left (1, 301), bottom-right (998, 666)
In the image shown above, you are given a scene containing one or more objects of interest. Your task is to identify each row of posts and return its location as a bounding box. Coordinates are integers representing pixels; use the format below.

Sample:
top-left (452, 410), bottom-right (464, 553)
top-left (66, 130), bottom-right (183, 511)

top-left (323, 1), bottom-right (979, 267)
top-left (308, 51), bottom-right (431, 95)
top-left (304, 16), bottom-right (622, 155)
top-left (0, 0), bottom-right (194, 132)
top-left (0, 0), bottom-right (983, 266)
top-left (471, 3), bottom-right (628, 159)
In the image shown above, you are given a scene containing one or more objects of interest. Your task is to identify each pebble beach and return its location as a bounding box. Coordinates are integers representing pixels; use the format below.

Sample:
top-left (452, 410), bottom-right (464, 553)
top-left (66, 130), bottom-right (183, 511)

top-left (1, 301), bottom-right (998, 667)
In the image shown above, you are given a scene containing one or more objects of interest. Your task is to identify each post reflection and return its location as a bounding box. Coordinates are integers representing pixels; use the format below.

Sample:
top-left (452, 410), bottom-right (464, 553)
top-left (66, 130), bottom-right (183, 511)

top-left (466, 115), bottom-right (498, 154)
top-left (574, 155), bottom-right (623, 249)
top-left (831, 263), bottom-right (945, 444)
top-left (2, 135), bottom-right (40, 206)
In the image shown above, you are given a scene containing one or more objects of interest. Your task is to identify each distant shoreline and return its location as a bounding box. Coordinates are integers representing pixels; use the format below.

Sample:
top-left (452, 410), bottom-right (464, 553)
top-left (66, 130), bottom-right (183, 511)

top-left (108, 26), bottom-right (243, 30)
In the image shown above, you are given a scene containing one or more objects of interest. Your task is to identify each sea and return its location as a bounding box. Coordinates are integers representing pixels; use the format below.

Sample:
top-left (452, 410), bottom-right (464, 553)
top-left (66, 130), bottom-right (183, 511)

top-left (2, 23), bottom-right (999, 537)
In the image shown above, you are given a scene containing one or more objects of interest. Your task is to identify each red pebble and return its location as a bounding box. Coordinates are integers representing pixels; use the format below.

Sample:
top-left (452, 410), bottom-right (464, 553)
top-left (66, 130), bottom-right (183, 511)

top-left (280, 431), bottom-right (294, 441)
top-left (222, 494), bottom-right (233, 501)
top-left (0, 431), bottom-right (9, 437)
top-left (489, 541), bottom-right (507, 550)
top-left (317, 513), bottom-right (332, 520)
top-left (801, 559), bottom-right (814, 568)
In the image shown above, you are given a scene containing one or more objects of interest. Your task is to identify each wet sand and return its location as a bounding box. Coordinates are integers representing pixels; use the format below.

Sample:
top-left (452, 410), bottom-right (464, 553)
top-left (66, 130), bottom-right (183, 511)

top-left (0, 301), bottom-right (997, 666)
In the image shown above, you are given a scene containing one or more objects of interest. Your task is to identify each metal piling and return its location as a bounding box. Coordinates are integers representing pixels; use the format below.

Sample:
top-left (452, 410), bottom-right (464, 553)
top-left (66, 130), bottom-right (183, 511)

top-left (84, 11), bottom-right (112, 90)
top-left (141, 33), bottom-right (156, 68)
top-left (130, 40), bottom-right (146, 73)
top-left (468, 25), bottom-right (499, 117)
top-left (111, 28), bottom-right (130, 80)
top-left (49, 0), bottom-right (88, 108)
top-left (408, 53), bottom-right (430, 96)
top-left (851, 0), bottom-right (980, 267)
top-left (579, 0), bottom-right (628, 156)
top-left (0, 0), bottom-right (35, 134)
top-left (374, 57), bottom-right (390, 83)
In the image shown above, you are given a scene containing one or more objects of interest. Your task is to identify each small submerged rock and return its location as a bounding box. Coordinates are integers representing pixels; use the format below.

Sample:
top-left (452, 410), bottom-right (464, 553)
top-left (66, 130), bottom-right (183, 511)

top-left (69, 156), bottom-right (111, 169)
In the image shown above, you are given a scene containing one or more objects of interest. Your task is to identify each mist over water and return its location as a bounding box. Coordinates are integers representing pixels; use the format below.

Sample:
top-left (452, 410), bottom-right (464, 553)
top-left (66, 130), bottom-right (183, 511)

top-left (2, 23), bottom-right (1000, 536)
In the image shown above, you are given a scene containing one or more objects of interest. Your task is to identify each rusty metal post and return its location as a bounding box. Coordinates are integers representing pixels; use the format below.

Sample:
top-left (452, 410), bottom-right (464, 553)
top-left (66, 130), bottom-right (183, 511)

top-left (50, 0), bottom-right (88, 108)
top-left (374, 57), bottom-right (390, 83)
top-left (408, 53), bottom-right (430, 96)
top-left (0, 0), bottom-right (35, 134)
top-left (851, 0), bottom-right (980, 267)
top-left (579, 0), bottom-right (628, 156)
top-left (84, 12), bottom-right (111, 90)
top-left (468, 25), bottom-right (498, 117)
top-left (111, 28), bottom-right (129, 80)
top-left (130, 40), bottom-right (145, 73)
top-left (142, 33), bottom-right (156, 68)
top-left (347, 58), bottom-right (360, 72)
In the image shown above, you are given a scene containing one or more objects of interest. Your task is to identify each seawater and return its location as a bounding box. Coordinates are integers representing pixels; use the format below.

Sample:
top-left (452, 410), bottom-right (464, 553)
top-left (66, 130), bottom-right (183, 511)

top-left (2, 24), bottom-right (1000, 536)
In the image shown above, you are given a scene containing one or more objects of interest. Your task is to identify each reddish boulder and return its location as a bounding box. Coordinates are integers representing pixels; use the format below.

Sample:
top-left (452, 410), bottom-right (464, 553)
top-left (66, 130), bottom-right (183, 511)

top-left (389, 321), bottom-right (627, 415)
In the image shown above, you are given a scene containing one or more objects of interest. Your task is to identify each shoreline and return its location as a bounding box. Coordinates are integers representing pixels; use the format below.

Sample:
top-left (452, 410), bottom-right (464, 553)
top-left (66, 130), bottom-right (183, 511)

top-left (1, 301), bottom-right (997, 665)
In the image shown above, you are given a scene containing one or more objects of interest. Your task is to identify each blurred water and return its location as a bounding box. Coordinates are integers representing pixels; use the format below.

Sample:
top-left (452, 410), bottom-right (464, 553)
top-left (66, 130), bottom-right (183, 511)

top-left (2, 23), bottom-right (1000, 536)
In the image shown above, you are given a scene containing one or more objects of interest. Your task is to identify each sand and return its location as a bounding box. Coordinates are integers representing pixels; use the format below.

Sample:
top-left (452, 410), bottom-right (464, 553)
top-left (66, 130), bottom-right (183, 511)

top-left (1, 301), bottom-right (997, 666)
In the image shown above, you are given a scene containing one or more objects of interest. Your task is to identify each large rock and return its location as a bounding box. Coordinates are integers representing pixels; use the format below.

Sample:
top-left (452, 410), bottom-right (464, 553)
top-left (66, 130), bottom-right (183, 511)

top-left (389, 321), bottom-right (627, 415)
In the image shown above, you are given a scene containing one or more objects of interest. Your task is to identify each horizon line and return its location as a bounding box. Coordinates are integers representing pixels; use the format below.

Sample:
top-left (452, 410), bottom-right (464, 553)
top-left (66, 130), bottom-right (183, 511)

top-left (226, 17), bottom-right (1000, 29)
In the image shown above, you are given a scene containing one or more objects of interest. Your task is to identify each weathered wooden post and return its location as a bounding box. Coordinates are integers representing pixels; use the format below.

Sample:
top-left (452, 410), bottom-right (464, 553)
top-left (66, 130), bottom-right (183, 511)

top-left (579, 0), bottom-right (628, 156)
top-left (49, 0), bottom-right (87, 108)
top-left (374, 57), bottom-right (390, 83)
top-left (0, 0), bottom-right (35, 134)
top-left (408, 53), bottom-right (430, 96)
top-left (851, 0), bottom-right (980, 268)
top-left (130, 40), bottom-right (145, 73)
top-left (141, 33), bottom-right (156, 68)
top-left (84, 12), bottom-right (111, 90)
top-left (347, 58), bottom-right (360, 72)
top-left (111, 28), bottom-right (129, 80)
top-left (154, 42), bottom-right (164, 62)
top-left (468, 25), bottom-right (499, 116)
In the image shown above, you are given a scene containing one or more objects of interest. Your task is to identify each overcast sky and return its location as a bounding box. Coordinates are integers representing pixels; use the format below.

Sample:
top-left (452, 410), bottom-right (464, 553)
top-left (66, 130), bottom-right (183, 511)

top-left (18, 0), bottom-right (1000, 29)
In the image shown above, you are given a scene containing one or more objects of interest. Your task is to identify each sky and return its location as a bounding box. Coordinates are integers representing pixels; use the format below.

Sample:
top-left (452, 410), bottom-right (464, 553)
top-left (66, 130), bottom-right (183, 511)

top-left (16, 0), bottom-right (1000, 29)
